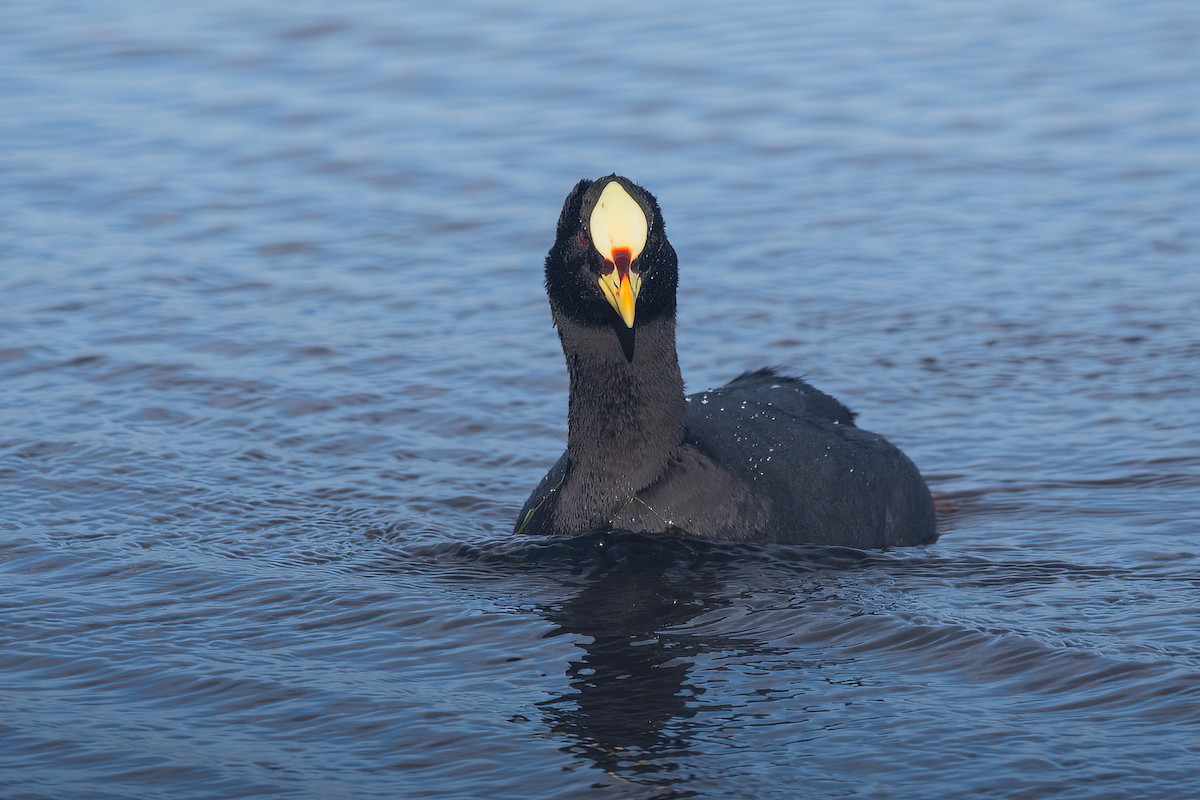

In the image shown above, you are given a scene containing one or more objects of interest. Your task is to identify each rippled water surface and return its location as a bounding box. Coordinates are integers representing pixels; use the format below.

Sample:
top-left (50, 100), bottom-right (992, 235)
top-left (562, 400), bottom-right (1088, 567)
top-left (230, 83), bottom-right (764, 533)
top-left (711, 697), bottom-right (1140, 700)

top-left (4, 1), bottom-right (1200, 798)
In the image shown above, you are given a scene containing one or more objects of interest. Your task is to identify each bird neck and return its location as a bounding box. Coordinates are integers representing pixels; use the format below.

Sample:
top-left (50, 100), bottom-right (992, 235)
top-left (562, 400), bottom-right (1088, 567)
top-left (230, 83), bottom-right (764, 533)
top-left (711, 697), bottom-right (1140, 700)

top-left (553, 310), bottom-right (686, 508)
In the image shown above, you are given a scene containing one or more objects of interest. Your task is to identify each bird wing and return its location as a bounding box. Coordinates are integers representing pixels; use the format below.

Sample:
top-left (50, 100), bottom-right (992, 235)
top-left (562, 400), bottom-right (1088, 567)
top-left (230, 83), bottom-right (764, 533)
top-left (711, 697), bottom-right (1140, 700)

top-left (701, 367), bottom-right (857, 426)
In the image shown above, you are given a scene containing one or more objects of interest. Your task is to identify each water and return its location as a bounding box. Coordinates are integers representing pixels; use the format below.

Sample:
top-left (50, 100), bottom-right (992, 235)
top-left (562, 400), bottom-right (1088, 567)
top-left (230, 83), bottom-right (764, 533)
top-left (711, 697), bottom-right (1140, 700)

top-left (3, 1), bottom-right (1199, 797)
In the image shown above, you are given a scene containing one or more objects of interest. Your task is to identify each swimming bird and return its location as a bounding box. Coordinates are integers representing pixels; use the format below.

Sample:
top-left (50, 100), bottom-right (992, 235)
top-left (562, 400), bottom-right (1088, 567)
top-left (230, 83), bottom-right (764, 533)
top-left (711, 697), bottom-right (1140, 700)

top-left (515, 176), bottom-right (937, 548)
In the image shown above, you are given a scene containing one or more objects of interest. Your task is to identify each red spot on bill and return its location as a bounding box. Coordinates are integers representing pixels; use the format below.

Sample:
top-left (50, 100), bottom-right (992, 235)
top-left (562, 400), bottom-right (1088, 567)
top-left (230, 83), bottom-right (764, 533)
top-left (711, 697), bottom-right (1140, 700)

top-left (611, 247), bottom-right (632, 279)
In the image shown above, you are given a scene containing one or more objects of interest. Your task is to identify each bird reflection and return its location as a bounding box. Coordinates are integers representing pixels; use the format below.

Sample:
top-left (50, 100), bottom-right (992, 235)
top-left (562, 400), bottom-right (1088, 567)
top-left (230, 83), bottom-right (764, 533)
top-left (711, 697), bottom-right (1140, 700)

top-left (536, 535), bottom-right (730, 794)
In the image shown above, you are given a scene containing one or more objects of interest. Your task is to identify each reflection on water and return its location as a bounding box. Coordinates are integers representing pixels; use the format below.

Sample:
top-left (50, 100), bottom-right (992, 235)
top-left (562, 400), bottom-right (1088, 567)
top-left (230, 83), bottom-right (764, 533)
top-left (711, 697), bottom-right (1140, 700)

top-left (4, 0), bottom-right (1200, 797)
top-left (538, 538), bottom-right (724, 791)
top-left (530, 539), bottom-right (873, 793)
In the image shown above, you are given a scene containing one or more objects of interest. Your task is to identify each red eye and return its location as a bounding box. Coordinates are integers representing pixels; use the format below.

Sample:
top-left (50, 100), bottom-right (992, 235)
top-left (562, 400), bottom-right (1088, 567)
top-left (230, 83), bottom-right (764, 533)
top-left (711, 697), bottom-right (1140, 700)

top-left (577, 230), bottom-right (589, 246)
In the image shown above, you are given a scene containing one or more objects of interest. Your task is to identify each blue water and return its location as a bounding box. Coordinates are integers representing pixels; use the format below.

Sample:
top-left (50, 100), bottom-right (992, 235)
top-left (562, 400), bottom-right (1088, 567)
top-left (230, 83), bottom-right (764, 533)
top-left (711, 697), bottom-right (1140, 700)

top-left (3, 1), bottom-right (1199, 798)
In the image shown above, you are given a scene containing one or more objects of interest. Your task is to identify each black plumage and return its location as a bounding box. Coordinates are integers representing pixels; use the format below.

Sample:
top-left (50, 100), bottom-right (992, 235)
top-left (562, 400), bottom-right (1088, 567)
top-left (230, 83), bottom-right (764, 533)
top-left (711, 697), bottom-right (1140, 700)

top-left (516, 176), bottom-right (937, 548)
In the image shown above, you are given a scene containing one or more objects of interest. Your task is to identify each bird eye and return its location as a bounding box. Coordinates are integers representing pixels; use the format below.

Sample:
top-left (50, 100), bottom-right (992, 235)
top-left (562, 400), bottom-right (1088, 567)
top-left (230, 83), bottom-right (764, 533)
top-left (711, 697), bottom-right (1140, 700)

top-left (577, 230), bottom-right (589, 246)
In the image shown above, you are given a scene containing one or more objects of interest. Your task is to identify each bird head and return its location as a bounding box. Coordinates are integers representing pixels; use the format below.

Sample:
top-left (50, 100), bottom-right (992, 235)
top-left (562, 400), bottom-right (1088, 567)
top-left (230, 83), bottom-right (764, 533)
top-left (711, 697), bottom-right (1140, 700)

top-left (544, 175), bottom-right (678, 329)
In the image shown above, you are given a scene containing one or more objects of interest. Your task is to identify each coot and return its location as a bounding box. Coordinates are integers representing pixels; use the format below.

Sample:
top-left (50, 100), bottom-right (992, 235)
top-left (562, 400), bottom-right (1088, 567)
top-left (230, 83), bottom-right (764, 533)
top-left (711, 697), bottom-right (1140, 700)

top-left (516, 176), bottom-right (937, 548)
